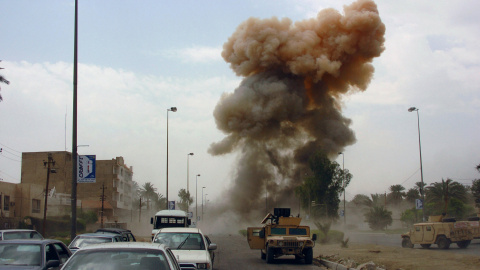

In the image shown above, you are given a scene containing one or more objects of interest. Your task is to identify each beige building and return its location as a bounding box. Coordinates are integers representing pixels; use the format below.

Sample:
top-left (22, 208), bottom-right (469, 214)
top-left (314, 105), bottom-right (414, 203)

top-left (0, 152), bottom-right (135, 227)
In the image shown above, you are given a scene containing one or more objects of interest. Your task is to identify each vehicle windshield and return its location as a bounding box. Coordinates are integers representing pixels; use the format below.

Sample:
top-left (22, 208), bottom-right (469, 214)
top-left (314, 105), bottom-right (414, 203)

top-left (3, 231), bottom-right (43, 240)
top-left (70, 236), bottom-right (113, 248)
top-left (62, 249), bottom-right (169, 270)
top-left (0, 243), bottom-right (41, 266)
top-left (155, 216), bottom-right (186, 229)
top-left (153, 233), bottom-right (205, 250)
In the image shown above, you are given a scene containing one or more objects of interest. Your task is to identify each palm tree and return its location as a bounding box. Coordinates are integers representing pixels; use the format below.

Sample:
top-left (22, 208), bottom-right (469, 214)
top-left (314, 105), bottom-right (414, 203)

top-left (140, 182), bottom-right (157, 210)
top-left (405, 188), bottom-right (420, 204)
top-left (425, 178), bottom-right (468, 215)
top-left (387, 184), bottom-right (405, 205)
top-left (0, 60), bottom-right (10, 102)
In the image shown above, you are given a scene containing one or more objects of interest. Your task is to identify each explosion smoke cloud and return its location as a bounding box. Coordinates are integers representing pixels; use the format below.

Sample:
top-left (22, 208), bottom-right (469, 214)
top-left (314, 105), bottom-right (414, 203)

top-left (209, 0), bottom-right (385, 219)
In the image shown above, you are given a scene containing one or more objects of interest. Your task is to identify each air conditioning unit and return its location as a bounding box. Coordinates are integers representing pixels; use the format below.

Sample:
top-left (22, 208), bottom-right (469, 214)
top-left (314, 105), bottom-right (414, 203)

top-left (10, 202), bottom-right (15, 207)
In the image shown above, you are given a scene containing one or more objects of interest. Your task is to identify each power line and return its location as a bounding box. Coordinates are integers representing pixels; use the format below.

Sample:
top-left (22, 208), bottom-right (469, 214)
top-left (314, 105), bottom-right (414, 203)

top-left (0, 154), bottom-right (21, 162)
top-left (0, 142), bottom-right (22, 154)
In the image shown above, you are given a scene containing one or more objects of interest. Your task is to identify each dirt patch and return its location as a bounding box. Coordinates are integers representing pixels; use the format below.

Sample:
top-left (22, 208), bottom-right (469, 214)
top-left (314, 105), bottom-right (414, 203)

top-left (314, 243), bottom-right (480, 270)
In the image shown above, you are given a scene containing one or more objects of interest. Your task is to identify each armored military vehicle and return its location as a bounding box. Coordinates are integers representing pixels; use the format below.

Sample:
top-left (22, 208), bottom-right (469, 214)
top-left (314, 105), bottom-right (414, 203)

top-left (247, 208), bottom-right (317, 264)
top-left (401, 219), bottom-right (473, 249)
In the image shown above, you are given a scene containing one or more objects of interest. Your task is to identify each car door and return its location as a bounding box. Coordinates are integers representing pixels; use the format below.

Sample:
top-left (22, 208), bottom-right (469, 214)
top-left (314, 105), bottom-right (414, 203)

top-left (52, 242), bottom-right (71, 265)
top-left (247, 227), bottom-right (265, 249)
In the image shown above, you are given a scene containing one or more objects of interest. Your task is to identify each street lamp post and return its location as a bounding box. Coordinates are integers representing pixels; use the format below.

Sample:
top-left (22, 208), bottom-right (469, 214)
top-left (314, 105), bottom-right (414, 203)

top-left (202, 187), bottom-right (206, 222)
top-left (195, 174), bottom-right (200, 222)
top-left (166, 107), bottom-right (177, 209)
top-left (187, 153), bottom-right (194, 193)
top-left (408, 107), bottom-right (425, 222)
top-left (338, 152), bottom-right (346, 229)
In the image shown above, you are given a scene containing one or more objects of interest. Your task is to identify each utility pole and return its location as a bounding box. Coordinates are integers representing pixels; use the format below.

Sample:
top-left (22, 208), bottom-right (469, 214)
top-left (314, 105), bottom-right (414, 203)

top-left (100, 183), bottom-right (106, 228)
top-left (43, 153), bottom-right (56, 236)
top-left (139, 197), bottom-right (142, 223)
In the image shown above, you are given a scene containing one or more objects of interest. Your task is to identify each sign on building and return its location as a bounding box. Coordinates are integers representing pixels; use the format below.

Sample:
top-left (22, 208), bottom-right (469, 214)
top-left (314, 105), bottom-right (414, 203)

top-left (77, 155), bottom-right (96, 183)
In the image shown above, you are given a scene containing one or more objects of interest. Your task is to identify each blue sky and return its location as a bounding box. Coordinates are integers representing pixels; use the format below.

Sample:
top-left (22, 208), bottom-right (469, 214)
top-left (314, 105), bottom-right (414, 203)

top-left (1, 0), bottom-right (479, 207)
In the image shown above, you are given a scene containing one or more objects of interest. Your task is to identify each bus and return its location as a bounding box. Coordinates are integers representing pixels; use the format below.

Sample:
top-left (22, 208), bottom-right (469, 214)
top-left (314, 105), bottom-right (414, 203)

top-left (150, 210), bottom-right (191, 239)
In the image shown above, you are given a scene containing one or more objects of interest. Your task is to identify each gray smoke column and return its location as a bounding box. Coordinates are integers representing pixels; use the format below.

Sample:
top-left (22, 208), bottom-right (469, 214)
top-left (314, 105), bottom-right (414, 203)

top-left (209, 0), bottom-right (385, 218)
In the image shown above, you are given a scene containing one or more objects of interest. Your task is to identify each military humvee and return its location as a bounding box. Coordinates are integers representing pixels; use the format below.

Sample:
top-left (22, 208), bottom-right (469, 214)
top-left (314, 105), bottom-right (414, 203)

top-left (401, 219), bottom-right (473, 249)
top-left (247, 208), bottom-right (317, 264)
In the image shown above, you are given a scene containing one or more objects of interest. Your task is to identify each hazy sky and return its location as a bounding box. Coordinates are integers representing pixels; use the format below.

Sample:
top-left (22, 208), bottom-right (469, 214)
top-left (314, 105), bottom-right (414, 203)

top-left (1, 0), bottom-right (479, 206)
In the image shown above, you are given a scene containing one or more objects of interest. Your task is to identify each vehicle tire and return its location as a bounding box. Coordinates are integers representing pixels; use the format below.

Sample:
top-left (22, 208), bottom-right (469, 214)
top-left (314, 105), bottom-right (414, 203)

top-left (266, 247), bottom-right (275, 264)
top-left (456, 240), bottom-right (471, 249)
top-left (420, 244), bottom-right (431, 249)
top-left (304, 248), bottom-right (313, 264)
top-left (261, 250), bottom-right (266, 260)
top-left (437, 236), bottom-right (450, 249)
top-left (401, 237), bottom-right (413, 248)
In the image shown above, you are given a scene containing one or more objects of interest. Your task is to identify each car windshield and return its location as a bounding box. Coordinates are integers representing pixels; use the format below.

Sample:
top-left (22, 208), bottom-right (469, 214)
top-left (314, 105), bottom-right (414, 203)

top-left (3, 231), bottom-right (43, 240)
top-left (70, 236), bottom-right (113, 248)
top-left (0, 243), bottom-right (41, 266)
top-left (62, 249), bottom-right (169, 270)
top-left (154, 233), bottom-right (205, 250)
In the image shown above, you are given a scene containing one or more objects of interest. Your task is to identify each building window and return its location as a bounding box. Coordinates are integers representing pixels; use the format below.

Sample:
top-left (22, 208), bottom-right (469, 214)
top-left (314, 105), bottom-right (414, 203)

top-left (4, 196), bottom-right (10, 211)
top-left (32, 199), bottom-right (41, 213)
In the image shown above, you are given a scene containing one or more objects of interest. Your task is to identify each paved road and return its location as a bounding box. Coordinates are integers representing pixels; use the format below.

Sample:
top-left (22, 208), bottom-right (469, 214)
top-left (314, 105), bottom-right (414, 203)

top-left (346, 232), bottom-right (480, 256)
top-left (209, 234), bottom-right (321, 270)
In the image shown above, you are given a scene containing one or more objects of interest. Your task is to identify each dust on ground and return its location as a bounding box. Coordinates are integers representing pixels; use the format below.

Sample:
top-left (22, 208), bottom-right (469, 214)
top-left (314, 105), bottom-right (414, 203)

top-left (314, 243), bottom-right (480, 270)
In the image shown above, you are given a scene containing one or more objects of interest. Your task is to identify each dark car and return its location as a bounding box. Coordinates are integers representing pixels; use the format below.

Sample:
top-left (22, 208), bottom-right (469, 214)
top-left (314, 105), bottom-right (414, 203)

top-left (68, 233), bottom-right (123, 254)
top-left (95, 228), bottom-right (136, 242)
top-left (0, 230), bottom-right (43, 241)
top-left (0, 239), bottom-right (72, 269)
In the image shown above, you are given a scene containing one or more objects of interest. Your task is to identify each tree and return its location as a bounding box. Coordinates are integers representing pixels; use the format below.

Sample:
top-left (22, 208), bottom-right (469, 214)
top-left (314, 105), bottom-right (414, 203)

top-left (140, 182), bottom-right (158, 210)
top-left (177, 189), bottom-right (193, 212)
top-left (425, 178), bottom-right (468, 216)
top-left (472, 164), bottom-right (480, 208)
top-left (387, 184), bottom-right (405, 205)
top-left (400, 208), bottom-right (420, 227)
top-left (405, 188), bottom-right (420, 204)
top-left (0, 60), bottom-right (10, 102)
top-left (295, 151), bottom-right (352, 220)
top-left (351, 194), bottom-right (371, 207)
top-left (364, 206), bottom-right (392, 231)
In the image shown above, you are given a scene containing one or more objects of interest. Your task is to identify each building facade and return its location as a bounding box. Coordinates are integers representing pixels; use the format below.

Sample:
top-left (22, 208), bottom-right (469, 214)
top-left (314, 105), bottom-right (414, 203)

top-left (18, 152), bottom-right (134, 223)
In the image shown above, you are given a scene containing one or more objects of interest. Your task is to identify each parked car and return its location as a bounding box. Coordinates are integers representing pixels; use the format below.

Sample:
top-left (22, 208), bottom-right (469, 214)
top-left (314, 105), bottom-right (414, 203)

top-left (68, 233), bottom-right (123, 253)
top-left (95, 228), bottom-right (136, 242)
top-left (153, 228), bottom-right (217, 270)
top-left (0, 229), bottom-right (43, 241)
top-left (61, 242), bottom-right (180, 270)
top-left (0, 239), bottom-right (71, 269)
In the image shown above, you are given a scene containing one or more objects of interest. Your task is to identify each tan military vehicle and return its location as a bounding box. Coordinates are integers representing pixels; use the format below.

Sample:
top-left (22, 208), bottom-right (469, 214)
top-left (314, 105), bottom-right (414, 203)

top-left (401, 218), bottom-right (473, 249)
top-left (247, 208), bottom-right (317, 264)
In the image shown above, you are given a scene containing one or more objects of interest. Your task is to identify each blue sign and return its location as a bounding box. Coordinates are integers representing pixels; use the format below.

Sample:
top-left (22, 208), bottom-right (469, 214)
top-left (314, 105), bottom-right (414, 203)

top-left (77, 155), bottom-right (96, 183)
top-left (416, 199), bottom-right (423, 210)
top-left (168, 201), bottom-right (175, 210)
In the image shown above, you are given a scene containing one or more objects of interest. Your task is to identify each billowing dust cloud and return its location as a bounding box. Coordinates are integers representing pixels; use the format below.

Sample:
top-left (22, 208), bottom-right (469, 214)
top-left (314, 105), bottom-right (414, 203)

top-left (209, 0), bottom-right (385, 222)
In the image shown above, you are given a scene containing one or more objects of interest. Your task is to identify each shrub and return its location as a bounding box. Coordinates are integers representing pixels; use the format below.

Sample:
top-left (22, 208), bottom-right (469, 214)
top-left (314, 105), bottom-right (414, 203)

top-left (239, 229), bottom-right (247, 237)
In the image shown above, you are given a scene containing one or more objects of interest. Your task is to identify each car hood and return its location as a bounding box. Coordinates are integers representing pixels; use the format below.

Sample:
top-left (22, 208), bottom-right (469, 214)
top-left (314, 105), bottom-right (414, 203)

top-left (171, 249), bottom-right (210, 263)
top-left (0, 266), bottom-right (42, 270)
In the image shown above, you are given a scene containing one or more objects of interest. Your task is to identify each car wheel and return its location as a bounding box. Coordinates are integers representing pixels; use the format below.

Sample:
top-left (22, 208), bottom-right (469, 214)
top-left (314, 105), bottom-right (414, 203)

top-left (266, 247), bottom-right (274, 264)
top-left (437, 236), bottom-right (450, 249)
top-left (261, 250), bottom-right (266, 260)
top-left (456, 240), bottom-right (471, 249)
top-left (401, 237), bottom-right (413, 248)
top-left (304, 248), bottom-right (313, 264)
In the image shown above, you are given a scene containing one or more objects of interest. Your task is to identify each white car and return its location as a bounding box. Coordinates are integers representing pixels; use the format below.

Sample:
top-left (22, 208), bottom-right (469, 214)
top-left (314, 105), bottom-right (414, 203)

top-left (153, 228), bottom-right (217, 270)
top-left (61, 242), bottom-right (181, 270)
